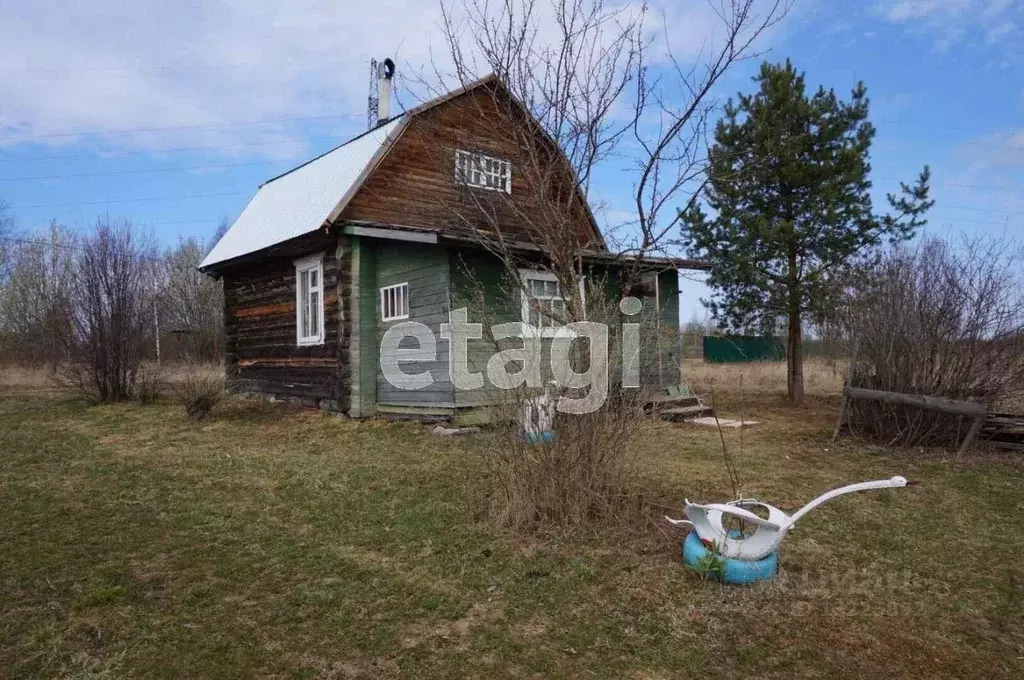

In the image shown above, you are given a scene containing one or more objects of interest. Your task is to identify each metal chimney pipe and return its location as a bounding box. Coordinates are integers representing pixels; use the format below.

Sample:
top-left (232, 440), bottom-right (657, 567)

top-left (377, 58), bottom-right (396, 124)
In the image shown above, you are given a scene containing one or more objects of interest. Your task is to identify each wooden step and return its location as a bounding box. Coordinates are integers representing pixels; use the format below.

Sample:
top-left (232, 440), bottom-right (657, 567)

top-left (660, 404), bottom-right (715, 421)
top-left (647, 394), bottom-right (702, 409)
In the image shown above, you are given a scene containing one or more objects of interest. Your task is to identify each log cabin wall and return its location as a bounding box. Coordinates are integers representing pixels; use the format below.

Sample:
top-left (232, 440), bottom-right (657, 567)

top-left (341, 86), bottom-right (599, 249)
top-left (222, 233), bottom-right (347, 408)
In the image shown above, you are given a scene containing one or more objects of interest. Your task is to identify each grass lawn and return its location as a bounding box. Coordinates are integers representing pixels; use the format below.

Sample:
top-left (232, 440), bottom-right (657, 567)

top-left (1, 378), bottom-right (1022, 678)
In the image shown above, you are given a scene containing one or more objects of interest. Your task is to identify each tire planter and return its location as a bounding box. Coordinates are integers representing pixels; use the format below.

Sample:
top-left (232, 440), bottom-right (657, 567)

top-left (682, 531), bottom-right (778, 584)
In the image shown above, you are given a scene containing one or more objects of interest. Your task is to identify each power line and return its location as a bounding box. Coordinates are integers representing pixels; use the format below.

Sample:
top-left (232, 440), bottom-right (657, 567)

top-left (0, 236), bottom-right (182, 262)
top-left (939, 203), bottom-right (1024, 216)
top-left (935, 180), bottom-right (1024, 195)
top-left (8, 190), bottom-right (250, 210)
top-left (0, 136), bottom-right (339, 163)
top-left (933, 217), bottom-right (1024, 228)
top-left (0, 159), bottom-right (286, 182)
top-left (0, 113), bottom-right (366, 142)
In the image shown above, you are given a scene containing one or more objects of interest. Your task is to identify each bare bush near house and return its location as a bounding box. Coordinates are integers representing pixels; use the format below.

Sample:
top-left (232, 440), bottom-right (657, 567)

top-left (0, 221), bottom-right (77, 365)
top-left (170, 362), bottom-right (225, 420)
top-left (423, 0), bottom-right (786, 531)
top-left (483, 386), bottom-right (649, 531)
top-left (61, 219), bottom-right (158, 402)
top-left (456, 272), bottom-right (662, 530)
top-left (842, 236), bottom-right (1024, 447)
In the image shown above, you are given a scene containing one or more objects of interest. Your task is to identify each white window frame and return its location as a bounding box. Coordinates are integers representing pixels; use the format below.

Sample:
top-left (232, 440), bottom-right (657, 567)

top-left (294, 253), bottom-right (325, 346)
top-left (380, 282), bottom-right (410, 322)
top-left (519, 269), bottom-right (586, 338)
top-left (454, 149), bottom-right (512, 194)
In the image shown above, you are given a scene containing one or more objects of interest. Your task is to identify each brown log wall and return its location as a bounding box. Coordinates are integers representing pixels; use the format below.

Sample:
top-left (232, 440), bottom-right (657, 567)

top-left (223, 234), bottom-right (349, 408)
top-left (342, 86), bottom-right (599, 248)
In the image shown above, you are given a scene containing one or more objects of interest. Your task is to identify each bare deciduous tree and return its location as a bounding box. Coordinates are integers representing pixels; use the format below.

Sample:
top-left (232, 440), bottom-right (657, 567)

top-left (0, 198), bottom-right (15, 283)
top-left (0, 221), bottom-right (77, 365)
top-left (414, 0), bottom-right (788, 530)
top-left (61, 218), bottom-right (159, 402)
top-left (160, 232), bottom-right (224, 361)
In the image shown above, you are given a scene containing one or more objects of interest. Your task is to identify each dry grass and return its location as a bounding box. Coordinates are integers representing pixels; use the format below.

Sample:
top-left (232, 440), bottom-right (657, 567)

top-left (0, 362), bottom-right (225, 395)
top-left (162, 361), bottom-right (224, 385)
top-left (167, 362), bottom-right (226, 420)
top-left (683, 357), bottom-right (846, 399)
top-left (1, 384), bottom-right (1021, 678)
top-left (0, 365), bottom-right (59, 392)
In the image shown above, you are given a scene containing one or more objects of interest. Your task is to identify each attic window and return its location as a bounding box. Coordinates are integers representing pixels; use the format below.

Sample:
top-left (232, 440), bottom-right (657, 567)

top-left (295, 254), bottom-right (325, 346)
top-left (455, 149), bottom-right (511, 193)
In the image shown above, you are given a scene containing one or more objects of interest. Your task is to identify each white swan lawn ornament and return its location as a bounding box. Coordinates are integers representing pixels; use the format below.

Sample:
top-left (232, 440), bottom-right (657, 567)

top-left (666, 476), bottom-right (912, 561)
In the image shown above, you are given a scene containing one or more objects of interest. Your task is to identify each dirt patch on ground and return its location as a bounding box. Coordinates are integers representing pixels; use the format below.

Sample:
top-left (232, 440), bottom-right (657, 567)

top-left (401, 602), bottom-right (503, 652)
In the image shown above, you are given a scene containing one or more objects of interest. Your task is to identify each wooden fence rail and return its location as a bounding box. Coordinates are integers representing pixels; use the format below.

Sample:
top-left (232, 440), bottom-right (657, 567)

top-left (834, 386), bottom-right (988, 456)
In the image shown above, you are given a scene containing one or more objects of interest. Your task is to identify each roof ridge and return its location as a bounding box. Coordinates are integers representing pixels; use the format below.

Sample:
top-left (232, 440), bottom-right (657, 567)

top-left (261, 117), bottom-right (406, 187)
top-left (261, 74), bottom-right (498, 187)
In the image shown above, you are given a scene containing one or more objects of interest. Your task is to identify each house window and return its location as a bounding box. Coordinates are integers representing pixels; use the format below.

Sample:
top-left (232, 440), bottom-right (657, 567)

top-left (380, 282), bottom-right (410, 321)
top-left (520, 270), bottom-right (585, 336)
top-left (455, 149), bottom-right (511, 193)
top-left (295, 254), bottom-right (325, 346)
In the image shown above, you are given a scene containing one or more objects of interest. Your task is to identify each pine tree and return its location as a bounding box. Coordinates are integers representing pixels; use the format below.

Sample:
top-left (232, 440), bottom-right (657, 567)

top-left (682, 60), bottom-right (933, 403)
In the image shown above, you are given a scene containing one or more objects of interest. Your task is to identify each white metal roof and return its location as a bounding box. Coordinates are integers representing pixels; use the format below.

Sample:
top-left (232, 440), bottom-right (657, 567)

top-left (200, 117), bottom-right (406, 269)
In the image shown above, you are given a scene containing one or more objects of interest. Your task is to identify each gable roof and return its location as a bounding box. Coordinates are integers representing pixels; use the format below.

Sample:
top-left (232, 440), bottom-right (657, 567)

top-left (200, 117), bottom-right (405, 269)
top-left (200, 74), bottom-right (604, 270)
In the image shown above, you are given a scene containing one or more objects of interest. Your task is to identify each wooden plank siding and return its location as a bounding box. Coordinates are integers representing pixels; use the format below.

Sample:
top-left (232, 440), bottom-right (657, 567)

top-left (373, 241), bottom-right (455, 406)
top-left (340, 85), bottom-right (600, 249)
top-left (221, 232), bottom-right (347, 408)
top-left (448, 248), bottom-right (683, 407)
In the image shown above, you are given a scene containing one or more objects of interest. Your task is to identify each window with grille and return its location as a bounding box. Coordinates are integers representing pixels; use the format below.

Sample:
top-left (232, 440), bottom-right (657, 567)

top-left (295, 254), bottom-right (325, 345)
top-left (520, 270), bottom-right (585, 336)
top-left (380, 282), bottom-right (409, 322)
top-left (454, 149), bottom-right (511, 193)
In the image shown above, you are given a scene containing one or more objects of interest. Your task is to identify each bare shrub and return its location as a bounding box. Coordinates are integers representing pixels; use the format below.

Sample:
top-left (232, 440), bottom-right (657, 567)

top-left (133, 363), bottom-right (165, 405)
top-left (452, 271), bottom-right (665, 532)
top-left (483, 387), bottom-right (649, 531)
top-left (60, 218), bottom-right (157, 402)
top-left (170, 363), bottom-right (225, 420)
top-left (841, 236), bottom-right (1024, 447)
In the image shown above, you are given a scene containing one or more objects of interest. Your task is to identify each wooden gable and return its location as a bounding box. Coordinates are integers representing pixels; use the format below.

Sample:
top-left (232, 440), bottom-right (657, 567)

top-left (340, 81), bottom-right (603, 250)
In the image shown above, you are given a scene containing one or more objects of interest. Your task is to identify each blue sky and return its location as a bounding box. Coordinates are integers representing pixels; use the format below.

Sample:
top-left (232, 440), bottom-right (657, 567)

top-left (1, 1), bottom-right (1021, 322)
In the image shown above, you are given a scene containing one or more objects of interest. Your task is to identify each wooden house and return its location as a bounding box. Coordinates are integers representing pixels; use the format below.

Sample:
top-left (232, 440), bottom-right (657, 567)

top-left (200, 74), bottom-right (703, 421)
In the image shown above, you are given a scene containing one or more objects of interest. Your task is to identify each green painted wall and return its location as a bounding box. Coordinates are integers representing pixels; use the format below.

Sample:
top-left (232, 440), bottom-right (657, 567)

top-left (447, 249), bottom-right (683, 406)
top-left (357, 242), bottom-right (685, 412)
top-left (374, 241), bottom-right (455, 406)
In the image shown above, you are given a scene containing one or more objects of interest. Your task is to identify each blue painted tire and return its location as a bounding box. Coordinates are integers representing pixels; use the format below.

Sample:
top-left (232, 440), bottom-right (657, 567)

top-left (524, 431), bottom-right (555, 444)
top-left (682, 531), bottom-right (778, 584)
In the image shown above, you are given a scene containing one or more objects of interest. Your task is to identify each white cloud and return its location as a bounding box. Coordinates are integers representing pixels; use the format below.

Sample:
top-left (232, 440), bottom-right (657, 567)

top-left (986, 20), bottom-right (1019, 42)
top-left (0, 1), bottom-right (486, 157)
top-left (0, 0), bottom-right (792, 159)
top-left (959, 129), bottom-right (1024, 172)
top-left (874, 0), bottom-right (1023, 50)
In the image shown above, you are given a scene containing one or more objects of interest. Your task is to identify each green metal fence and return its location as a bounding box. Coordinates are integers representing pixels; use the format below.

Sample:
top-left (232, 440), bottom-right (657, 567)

top-left (702, 335), bottom-right (785, 363)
